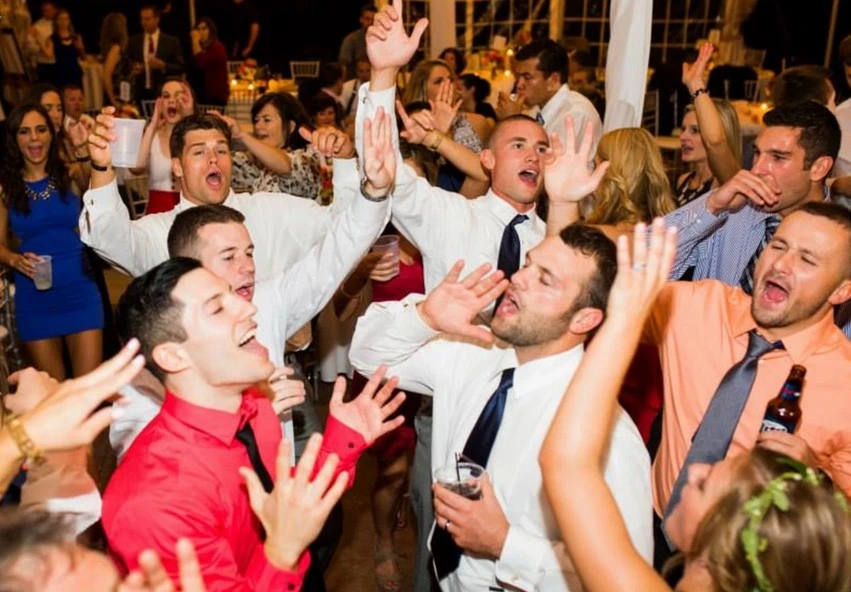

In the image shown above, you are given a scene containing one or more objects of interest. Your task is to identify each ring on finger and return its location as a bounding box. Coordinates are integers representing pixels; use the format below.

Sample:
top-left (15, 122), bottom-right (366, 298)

top-left (632, 263), bottom-right (647, 271)
top-left (445, 519), bottom-right (451, 530)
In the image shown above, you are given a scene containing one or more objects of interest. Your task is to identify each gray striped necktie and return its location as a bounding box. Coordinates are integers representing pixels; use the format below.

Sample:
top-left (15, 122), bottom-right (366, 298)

top-left (663, 330), bottom-right (783, 547)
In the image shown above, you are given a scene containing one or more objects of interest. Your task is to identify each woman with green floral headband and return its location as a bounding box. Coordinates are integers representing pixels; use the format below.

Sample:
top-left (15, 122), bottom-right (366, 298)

top-left (540, 220), bottom-right (851, 592)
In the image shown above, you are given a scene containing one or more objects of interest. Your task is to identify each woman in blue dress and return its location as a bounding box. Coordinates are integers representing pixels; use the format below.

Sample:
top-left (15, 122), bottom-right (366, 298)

top-left (0, 104), bottom-right (103, 379)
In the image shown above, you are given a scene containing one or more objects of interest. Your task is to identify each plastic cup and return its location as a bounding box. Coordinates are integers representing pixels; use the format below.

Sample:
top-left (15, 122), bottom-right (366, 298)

top-left (371, 235), bottom-right (400, 280)
top-left (33, 255), bottom-right (52, 290)
top-left (434, 461), bottom-right (485, 500)
top-left (110, 118), bottom-right (146, 168)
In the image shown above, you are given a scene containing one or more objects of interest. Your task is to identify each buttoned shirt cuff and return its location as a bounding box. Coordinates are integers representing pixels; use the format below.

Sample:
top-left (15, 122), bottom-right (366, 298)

top-left (398, 294), bottom-right (440, 341)
top-left (332, 157), bottom-right (359, 187)
top-left (494, 525), bottom-right (547, 590)
top-left (79, 179), bottom-right (124, 236)
top-left (321, 415), bottom-right (368, 487)
top-left (248, 545), bottom-right (310, 591)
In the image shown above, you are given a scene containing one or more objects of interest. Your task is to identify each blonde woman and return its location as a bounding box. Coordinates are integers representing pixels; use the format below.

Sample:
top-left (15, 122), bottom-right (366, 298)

top-left (585, 127), bottom-right (676, 234)
top-left (540, 221), bottom-right (851, 592)
top-left (677, 43), bottom-right (743, 205)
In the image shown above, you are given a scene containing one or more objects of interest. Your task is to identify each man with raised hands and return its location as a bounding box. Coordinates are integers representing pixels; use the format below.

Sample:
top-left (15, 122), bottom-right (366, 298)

top-left (82, 109), bottom-right (360, 280)
top-left (103, 257), bottom-right (408, 591)
top-left (350, 226), bottom-right (652, 590)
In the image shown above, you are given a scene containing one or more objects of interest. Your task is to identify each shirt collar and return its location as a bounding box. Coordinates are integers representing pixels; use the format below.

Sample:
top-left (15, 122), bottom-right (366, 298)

top-left (161, 387), bottom-right (264, 446)
top-left (511, 344), bottom-right (584, 400)
top-left (540, 84), bottom-right (571, 125)
top-left (176, 190), bottom-right (237, 212)
top-left (729, 290), bottom-right (842, 363)
top-left (481, 189), bottom-right (541, 229)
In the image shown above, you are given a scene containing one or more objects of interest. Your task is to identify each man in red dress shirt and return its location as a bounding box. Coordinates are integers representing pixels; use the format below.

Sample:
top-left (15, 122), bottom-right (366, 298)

top-left (103, 257), bottom-right (406, 591)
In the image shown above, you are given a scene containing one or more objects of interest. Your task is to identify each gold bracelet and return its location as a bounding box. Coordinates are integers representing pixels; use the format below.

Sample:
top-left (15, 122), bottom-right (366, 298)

top-left (5, 414), bottom-right (46, 467)
top-left (424, 131), bottom-right (444, 152)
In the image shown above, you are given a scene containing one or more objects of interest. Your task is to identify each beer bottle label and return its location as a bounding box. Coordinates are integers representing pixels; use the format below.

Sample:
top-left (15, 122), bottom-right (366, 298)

top-left (760, 417), bottom-right (791, 433)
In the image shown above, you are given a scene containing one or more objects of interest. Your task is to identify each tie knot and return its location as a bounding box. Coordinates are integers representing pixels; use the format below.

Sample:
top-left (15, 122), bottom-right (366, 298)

top-left (765, 215), bottom-right (780, 231)
top-left (746, 329), bottom-right (783, 359)
top-left (509, 214), bottom-right (528, 228)
top-left (498, 367), bottom-right (515, 390)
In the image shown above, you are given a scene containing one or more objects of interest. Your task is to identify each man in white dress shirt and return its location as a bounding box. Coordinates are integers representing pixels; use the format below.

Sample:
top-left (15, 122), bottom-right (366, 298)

top-left (82, 111), bottom-right (357, 280)
top-left (507, 39), bottom-right (603, 153)
top-left (350, 225), bottom-right (653, 591)
top-left (359, 7), bottom-right (611, 588)
top-left (106, 117), bottom-right (395, 458)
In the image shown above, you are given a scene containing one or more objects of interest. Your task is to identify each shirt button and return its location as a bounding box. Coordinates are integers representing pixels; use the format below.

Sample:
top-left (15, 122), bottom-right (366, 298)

top-left (347, 442), bottom-right (354, 449)
top-left (287, 584), bottom-right (295, 590)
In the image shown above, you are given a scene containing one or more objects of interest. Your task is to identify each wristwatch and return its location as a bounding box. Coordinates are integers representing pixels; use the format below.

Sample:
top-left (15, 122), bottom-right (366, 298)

top-left (359, 177), bottom-right (390, 202)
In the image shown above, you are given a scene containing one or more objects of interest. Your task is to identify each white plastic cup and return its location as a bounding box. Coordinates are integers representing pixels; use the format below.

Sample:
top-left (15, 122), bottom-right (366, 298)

top-left (110, 118), bottom-right (146, 168)
top-left (434, 461), bottom-right (485, 500)
top-left (371, 235), bottom-right (401, 279)
top-left (33, 255), bottom-right (52, 290)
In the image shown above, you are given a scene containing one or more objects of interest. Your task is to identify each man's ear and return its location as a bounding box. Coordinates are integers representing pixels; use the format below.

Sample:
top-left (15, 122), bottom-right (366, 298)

top-left (171, 156), bottom-right (184, 180)
top-left (151, 341), bottom-right (191, 375)
top-left (481, 148), bottom-right (495, 173)
top-left (828, 278), bottom-right (851, 307)
top-left (808, 155), bottom-right (834, 183)
top-left (569, 307), bottom-right (604, 336)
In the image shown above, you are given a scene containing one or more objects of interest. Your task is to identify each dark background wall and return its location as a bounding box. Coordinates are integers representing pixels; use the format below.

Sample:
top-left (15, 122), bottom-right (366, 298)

top-left (30, 0), bottom-right (365, 76)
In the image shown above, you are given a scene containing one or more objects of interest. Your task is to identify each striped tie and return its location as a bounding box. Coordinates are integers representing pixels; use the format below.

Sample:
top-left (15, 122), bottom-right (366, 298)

top-left (739, 215), bottom-right (780, 295)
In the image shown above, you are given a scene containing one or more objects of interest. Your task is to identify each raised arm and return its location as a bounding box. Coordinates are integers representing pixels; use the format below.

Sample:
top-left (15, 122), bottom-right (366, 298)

top-left (82, 107), bottom-right (171, 275)
top-left (682, 44), bottom-right (740, 184)
top-left (397, 100), bottom-right (488, 182)
top-left (540, 221), bottom-right (676, 592)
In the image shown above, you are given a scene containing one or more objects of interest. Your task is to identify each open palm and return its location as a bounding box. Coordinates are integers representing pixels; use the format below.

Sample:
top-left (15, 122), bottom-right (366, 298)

top-left (366, 0), bottom-right (428, 71)
top-left (544, 116), bottom-right (609, 205)
top-left (329, 367), bottom-right (406, 444)
top-left (363, 107), bottom-right (396, 193)
top-left (682, 43), bottom-right (713, 94)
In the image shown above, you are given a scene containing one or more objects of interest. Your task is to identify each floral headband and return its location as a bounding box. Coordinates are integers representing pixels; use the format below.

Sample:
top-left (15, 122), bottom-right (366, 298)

top-left (741, 458), bottom-right (848, 592)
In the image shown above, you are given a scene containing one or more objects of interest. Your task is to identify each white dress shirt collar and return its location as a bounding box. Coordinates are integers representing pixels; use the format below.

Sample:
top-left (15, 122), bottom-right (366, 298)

top-left (480, 190), bottom-right (542, 230)
top-left (540, 84), bottom-right (571, 126)
top-left (511, 343), bottom-right (584, 400)
top-left (175, 189), bottom-right (237, 213)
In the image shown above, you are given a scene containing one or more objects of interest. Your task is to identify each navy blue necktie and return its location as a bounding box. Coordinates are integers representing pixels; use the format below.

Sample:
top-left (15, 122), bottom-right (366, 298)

top-left (431, 368), bottom-right (515, 580)
top-left (494, 215), bottom-right (528, 309)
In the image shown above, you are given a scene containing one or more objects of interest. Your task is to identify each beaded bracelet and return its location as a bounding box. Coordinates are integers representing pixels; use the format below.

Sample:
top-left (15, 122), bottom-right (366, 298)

top-left (691, 88), bottom-right (709, 100)
top-left (5, 414), bottom-right (46, 467)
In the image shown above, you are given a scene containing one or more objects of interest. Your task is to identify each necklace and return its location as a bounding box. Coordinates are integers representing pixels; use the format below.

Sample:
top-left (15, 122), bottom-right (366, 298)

top-left (24, 179), bottom-right (56, 202)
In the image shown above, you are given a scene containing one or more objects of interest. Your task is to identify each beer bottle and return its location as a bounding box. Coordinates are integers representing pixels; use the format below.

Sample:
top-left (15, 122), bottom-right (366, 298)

top-left (759, 365), bottom-right (806, 434)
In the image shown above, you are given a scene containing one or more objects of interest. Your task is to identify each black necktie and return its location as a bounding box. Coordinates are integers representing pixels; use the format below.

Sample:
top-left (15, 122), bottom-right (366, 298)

top-left (345, 82), bottom-right (359, 116)
top-left (431, 368), bottom-right (515, 580)
top-left (236, 421), bottom-right (273, 493)
top-left (739, 215), bottom-right (780, 295)
top-left (663, 331), bottom-right (782, 542)
top-left (494, 215), bottom-right (528, 309)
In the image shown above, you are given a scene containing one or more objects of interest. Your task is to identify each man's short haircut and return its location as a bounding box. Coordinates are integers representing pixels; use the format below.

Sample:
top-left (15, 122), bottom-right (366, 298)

top-left (361, 4), bottom-right (378, 15)
top-left (559, 224), bottom-right (617, 320)
top-left (61, 83), bottom-right (82, 94)
top-left (167, 205), bottom-right (245, 259)
top-left (771, 66), bottom-right (833, 107)
top-left (487, 113), bottom-right (540, 149)
top-left (0, 509), bottom-right (74, 592)
top-left (762, 101), bottom-right (840, 168)
top-left (140, 4), bottom-right (160, 16)
top-left (116, 258), bottom-right (201, 381)
top-left (840, 35), bottom-right (851, 67)
top-left (794, 202), bottom-right (851, 276)
top-left (514, 39), bottom-right (569, 84)
top-left (169, 114), bottom-right (232, 159)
